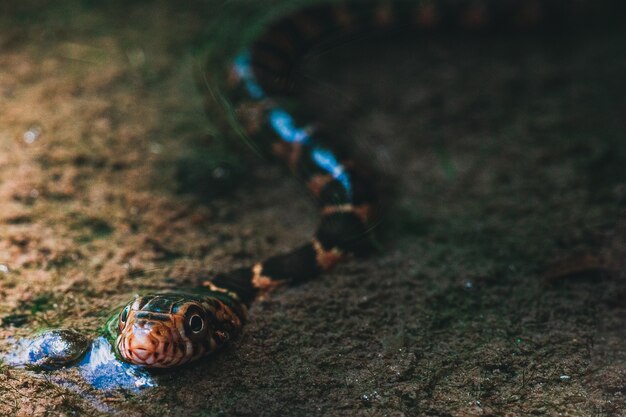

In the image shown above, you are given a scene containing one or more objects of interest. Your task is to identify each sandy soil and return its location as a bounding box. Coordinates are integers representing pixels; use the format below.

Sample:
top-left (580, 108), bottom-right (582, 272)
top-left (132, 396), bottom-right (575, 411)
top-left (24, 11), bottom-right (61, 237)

top-left (0, 1), bottom-right (624, 416)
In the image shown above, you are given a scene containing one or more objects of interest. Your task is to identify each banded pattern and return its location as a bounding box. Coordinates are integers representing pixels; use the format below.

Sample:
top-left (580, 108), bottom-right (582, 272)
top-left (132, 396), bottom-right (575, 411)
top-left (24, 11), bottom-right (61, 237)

top-left (210, 0), bottom-right (618, 302)
top-left (112, 0), bottom-right (622, 368)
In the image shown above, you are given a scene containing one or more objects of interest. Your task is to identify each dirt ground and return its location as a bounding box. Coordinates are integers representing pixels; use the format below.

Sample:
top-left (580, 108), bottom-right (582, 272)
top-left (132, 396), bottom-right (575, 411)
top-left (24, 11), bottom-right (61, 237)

top-left (0, 0), bottom-right (624, 416)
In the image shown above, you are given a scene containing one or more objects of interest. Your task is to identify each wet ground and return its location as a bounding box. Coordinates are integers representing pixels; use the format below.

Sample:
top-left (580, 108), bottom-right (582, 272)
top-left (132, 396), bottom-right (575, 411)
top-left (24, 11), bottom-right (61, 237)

top-left (0, 0), bottom-right (625, 416)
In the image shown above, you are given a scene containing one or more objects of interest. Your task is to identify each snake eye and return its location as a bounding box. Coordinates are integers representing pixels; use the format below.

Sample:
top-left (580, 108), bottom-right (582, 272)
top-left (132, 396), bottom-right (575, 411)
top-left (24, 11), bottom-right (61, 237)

top-left (189, 315), bottom-right (204, 333)
top-left (183, 305), bottom-right (207, 337)
top-left (119, 305), bottom-right (130, 328)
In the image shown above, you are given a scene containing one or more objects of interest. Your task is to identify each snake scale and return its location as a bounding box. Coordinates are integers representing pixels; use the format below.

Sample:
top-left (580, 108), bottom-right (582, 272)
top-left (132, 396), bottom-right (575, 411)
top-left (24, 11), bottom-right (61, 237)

top-left (19, 0), bottom-right (618, 371)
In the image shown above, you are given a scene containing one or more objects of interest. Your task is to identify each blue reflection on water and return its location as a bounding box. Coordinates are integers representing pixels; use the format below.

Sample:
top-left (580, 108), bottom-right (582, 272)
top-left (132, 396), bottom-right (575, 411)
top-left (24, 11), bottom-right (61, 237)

top-left (3, 332), bottom-right (155, 392)
top-left (77, 336), bottom-right (156, 391)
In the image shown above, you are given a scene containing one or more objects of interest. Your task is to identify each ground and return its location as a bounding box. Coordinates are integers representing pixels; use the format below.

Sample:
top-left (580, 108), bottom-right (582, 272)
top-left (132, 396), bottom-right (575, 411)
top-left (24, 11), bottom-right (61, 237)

top-left (0, 0), bottom-right (624, 416)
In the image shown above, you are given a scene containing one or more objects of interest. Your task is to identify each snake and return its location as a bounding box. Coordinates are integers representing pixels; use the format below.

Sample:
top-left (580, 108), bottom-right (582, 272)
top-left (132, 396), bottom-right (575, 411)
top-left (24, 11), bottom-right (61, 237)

top-left (7, 0), bottom-right (620, 373)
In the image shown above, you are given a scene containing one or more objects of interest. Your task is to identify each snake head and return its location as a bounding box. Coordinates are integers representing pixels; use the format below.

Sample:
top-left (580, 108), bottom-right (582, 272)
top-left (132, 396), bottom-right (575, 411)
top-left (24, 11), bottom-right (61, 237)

top-left (115, 293), bottom-right (242, 368)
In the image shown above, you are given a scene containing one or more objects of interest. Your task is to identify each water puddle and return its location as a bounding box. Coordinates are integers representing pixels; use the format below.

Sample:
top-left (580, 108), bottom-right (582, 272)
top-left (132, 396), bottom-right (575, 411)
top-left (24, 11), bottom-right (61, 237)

top-left (3, 330), bottom-right (156, 392)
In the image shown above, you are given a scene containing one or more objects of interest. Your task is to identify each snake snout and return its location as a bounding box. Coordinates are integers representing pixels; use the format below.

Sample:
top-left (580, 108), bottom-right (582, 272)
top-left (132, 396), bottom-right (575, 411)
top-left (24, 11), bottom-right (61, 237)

top-left (118, 317), bottom-right (181, 368)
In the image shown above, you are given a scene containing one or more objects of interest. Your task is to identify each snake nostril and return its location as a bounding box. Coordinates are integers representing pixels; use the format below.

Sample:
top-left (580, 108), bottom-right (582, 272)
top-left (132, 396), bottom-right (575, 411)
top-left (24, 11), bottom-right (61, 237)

top-left (135, 319), bottom-right (150, 329)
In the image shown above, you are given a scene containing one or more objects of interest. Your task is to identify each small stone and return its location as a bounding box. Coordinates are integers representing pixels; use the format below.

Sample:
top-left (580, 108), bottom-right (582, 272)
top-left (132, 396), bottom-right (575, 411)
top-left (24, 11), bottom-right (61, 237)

top-left (23, 125), bottom-right (42, 144)
top-left (149, 142), bottom-right (162, 154)
top-left (26, 329), bottom-right (91, 370)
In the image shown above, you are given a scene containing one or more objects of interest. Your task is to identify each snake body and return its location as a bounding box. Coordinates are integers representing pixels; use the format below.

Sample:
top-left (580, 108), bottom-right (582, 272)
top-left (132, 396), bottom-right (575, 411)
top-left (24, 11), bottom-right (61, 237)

top-left (109, 0), bottom-right (619, 368)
